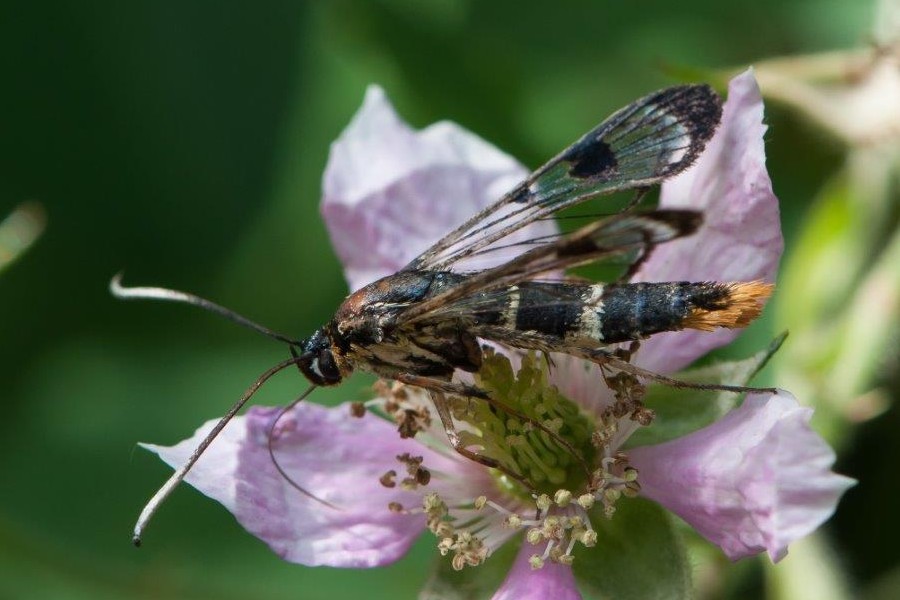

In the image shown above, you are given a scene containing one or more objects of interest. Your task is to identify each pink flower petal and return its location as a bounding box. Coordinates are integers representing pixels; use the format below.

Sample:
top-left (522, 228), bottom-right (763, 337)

top-left (548, 353), bottom-right (613, 419)
top-left (321, 85), bottom-right (557, 292)
top-left (628, 391), bottom-right (855, 562)
top-left (492, 541), bottom-right (582, 600)
top-left (634, 70), bottom-right (783, 373)
top-left (144, 403), bottom-right (460, 567)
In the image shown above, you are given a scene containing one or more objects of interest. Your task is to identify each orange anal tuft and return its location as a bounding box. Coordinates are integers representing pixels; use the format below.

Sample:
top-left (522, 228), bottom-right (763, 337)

top-left (682, 281), bottom-right (775, 331)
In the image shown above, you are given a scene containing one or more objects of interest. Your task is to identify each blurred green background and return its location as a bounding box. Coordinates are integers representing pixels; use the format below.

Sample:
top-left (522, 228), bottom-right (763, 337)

top-left (0, 1), bottom-right (896, 599)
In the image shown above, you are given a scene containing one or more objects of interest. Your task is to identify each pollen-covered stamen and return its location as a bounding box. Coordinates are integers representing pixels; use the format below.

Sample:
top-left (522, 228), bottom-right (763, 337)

top-left (371, 380), bottom-right (433, 438)
top-left (512, 494), bottom-right (601, 568)
top-left (392, 453), bottom-right (433, 490)
top-left (421, 492), bottom-right (499, 570)
top-left (588, 454), bottom-right (642, 518)
top-left (581, 376), bottom-right (649, 520)
top-left (605, 369), bottom-right (648, 409)
top-left (373, 379), bottom-right (409, 403)
top-left (376, 423), bottom-right (528, 571)
top-left (554, 489), bottom-right (573, 507)
top-left (379, 470), bottom-right (397, 488)
top-left (407, 350), bottom-right (658, 569)
top-left (397, 407), bottom-right (432, 438)
top-left (371, 351), bottom-right (656, 570)
top-left (592, 368), bottom-right (655, 453)
top-left (463, 489), bottom-right (607, 569)
top-left (423, 486), bottom-right (605, 571)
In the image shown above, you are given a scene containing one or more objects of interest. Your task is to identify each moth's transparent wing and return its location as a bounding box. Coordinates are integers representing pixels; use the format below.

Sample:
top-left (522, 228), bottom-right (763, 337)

top-left (405, 84), bottom-right (722, 273)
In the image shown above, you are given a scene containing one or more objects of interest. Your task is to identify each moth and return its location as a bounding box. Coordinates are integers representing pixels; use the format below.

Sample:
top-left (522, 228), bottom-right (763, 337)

top-left (114, 84), bottom-right (773, 544)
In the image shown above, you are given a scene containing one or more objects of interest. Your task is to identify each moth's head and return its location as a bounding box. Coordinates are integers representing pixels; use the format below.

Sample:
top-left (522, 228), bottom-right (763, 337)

top-left (298, 329), bottom-right (343, 386)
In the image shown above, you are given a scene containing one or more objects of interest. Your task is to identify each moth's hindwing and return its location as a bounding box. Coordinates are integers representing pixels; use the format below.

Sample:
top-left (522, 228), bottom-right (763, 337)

top-left (399, 209), bottom-right (703, 324)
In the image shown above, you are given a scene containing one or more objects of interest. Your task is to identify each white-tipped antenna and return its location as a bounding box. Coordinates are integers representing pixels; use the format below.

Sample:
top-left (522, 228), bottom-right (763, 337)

top-left (132, 357), bottom-right (311, 546)
top-left (110, 272), bottom-right (302, 346)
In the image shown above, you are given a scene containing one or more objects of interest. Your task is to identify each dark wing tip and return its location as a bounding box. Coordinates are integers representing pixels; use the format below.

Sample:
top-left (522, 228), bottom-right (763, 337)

top-left (651, 84), bottom-right (723, 176)
top-left (653, 84), bottom-right (722, 131)
top-left (562, 83), bottom-right (724, 186)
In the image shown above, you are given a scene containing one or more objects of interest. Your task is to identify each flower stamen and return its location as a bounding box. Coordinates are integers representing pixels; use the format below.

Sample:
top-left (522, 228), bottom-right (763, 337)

top-left (371, 351), bottom-right (655, 570)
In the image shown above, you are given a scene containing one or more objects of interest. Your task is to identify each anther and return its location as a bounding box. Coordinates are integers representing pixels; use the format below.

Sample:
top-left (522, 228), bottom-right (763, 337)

top-left (379, 470), bottom-right (397, 488)
top-left (415, 467), bottom-right (431, 486)
top-left (451, 554), bottom-right (467, 571)
top-left (536, 494), bottom-right (552, 511)
top-left (526, 528), bottom-right (543, 545)
top-left (554, 489), bottom-right (572, 507)
top-left (437, 537), bottom-right (454, 555)
top-left (504, 514), bottom-right (522, 528)
top-left (423, 492), bottom-right (446, 514)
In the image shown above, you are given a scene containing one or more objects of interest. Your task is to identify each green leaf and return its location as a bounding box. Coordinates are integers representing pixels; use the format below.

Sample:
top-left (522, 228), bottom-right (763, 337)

top-left (574, 498), bottom-right (691, 600)
top-left (777, 173), bottom-right (861, 333)
top-left (418, 536), bottom-right (519, 600)
top-left (767, 533), bottom-right (853, 600)
top-left (626, 333), bottom-right (786, 447)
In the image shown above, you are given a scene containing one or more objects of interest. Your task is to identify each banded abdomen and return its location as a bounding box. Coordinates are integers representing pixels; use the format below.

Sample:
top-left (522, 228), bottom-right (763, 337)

top-left (467, 280), bottom-right (772, 349)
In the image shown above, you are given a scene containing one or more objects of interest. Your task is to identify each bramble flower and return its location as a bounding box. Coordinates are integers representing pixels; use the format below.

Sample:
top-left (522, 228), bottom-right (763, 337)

top-left (146, 70), bottom-right (853, 598)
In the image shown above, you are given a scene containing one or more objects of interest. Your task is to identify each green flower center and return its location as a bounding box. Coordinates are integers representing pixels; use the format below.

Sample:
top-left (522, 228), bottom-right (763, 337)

top-left (453, 350), bottom-right (598, 499)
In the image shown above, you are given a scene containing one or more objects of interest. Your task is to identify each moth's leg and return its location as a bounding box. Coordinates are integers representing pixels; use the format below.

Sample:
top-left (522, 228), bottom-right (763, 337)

top-left (613, 341), bottom-right (641, 363)
top-left (390, 373), bottom-right (488, 399)
top-left (393, 372), bottom-right (591, 480)
top-left (584, 348), bottom-right (778, 394)
top-left (595, 341), bottom-right (641, 393)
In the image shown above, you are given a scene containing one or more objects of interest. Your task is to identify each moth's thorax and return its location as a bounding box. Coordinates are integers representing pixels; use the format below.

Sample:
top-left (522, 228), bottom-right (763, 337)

top-left (329, 270), bottom-right (479, 380)
top-left (336, 271), bottom-right (463, 322)
top-left (333, 272), bottom-right (458, 340)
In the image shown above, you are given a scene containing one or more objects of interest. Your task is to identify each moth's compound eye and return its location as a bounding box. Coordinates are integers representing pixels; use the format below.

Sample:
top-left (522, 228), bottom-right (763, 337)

top-left (299, 347), bottom-right (342, 386)
top-left (314, 349), bottom-right (342, 385)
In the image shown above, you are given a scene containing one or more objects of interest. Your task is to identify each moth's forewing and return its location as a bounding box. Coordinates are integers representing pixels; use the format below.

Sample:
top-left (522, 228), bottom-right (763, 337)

top-left (408, 85), bottom-right (722, 273)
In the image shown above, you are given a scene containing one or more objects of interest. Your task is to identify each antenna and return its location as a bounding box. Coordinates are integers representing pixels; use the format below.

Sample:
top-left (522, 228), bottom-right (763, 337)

top-left (132, 355), bottom-right (312, 546)
top-left (266, 387), bottom-right (340, 510)
top-left (110, 273), bottom-right (302, 346)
